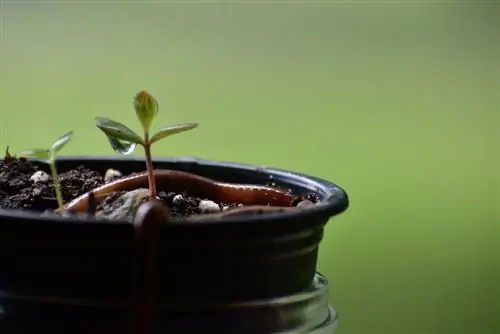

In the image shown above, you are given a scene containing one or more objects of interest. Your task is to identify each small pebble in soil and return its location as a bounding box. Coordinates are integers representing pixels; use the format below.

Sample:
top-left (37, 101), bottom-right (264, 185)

top-left (198, 199), bottom-right (220, 213)
top-left (30, 171), bottom-right (49, 183)
top-left (104, 168), bottom-right (123, 183)
top-left (95, 188), bottom-right (150, 222)
top-left (172, 194), bottom-right (184, 205)
top-left (297, 200), bottom-right (315, 208)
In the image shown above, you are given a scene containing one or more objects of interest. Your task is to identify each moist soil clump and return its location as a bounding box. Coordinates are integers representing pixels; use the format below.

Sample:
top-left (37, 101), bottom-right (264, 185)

top-left (0, 154), bottom-right (319, 220)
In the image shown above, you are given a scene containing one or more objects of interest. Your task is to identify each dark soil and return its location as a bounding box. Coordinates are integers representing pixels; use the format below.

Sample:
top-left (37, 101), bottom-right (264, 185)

top-left (93, 189), bottom-right (246, 222)
top-left (0, 155), bottom-right (102, 211)
top-left (0, 153), bottom-right (318, 221)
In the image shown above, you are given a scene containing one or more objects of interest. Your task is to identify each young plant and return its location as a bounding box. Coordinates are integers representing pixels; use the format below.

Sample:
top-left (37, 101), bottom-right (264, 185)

top-left (21, 131), bottom-right (74, 208)
top-left (95, 90), bottom-right (198, 199)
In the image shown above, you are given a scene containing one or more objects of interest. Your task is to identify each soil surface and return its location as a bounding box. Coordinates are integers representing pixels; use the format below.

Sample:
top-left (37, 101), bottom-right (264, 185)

top-left (0, 151), bottom-right (319, 221)
top-left (0, 152), bottom-right (102, 211)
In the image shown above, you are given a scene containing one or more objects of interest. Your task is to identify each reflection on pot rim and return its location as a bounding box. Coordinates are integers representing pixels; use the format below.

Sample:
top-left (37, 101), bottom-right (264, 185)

top-left (202, 272), bottom-right (329, 309)
top-left (307, 306), bottom-right (338, 334)
top-left (0, 273), bottom-right (336, 333)
top-left (0, 273), bottom-right (329, 310)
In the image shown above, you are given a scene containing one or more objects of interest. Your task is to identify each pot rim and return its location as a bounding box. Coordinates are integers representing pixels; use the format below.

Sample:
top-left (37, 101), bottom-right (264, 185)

top-left (0, 155), bottom-right (349, 226)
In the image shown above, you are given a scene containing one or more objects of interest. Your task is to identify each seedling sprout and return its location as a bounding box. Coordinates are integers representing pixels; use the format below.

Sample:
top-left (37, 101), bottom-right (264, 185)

top-left (21, 131), bottom-right (74, 208)
top-left (95, 90), bottom-right (198, 199)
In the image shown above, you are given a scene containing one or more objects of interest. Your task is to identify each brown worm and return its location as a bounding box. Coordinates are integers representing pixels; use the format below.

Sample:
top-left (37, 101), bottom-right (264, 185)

top-left (61, 169), bottom-right (297, 214)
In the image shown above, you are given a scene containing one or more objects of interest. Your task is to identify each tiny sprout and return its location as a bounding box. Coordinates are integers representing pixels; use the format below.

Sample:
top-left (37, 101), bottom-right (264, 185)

top-left (21, 131), bottom-right (74, 208)
top-left (96, 90), bottom-right (198, 199)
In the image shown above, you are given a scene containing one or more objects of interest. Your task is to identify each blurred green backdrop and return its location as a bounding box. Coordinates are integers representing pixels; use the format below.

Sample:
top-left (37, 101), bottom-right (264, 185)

top-left (1, 1), bottom-right (499, 334)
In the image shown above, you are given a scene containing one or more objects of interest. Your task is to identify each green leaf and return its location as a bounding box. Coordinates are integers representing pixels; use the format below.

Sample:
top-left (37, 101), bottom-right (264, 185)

top-left (51, 131), bottom-right (73, 153)
top-left (22, 149), bottom-right (51, 160)
top-left (95, 117), bottom-right (145, 146)
top-left (105, 134), bottom-right (137, 155)
top-left (134, 90), bottom-right (159, 133)
top-left (149, 123), bottom-right (198, 144)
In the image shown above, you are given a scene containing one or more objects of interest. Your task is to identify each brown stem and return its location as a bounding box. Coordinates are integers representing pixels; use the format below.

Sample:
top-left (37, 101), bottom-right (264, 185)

top-left (143, 137), bottom-right (157, 199)
top-left (130, 200), bottom-right (169, 334)
top-left (86, 191), bottom-right (97, 215)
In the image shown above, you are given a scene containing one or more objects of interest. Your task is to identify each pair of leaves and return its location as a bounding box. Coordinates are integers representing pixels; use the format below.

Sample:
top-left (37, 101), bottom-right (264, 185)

top-left (95, 117), bottom-right (198, 154)
top-left (22, 131), bottom-right (73, 160)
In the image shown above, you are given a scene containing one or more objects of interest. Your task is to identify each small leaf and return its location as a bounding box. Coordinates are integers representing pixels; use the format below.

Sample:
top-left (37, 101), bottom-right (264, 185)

top-left (105, 134), bottom-right (138, 155)
top-left (51, 131), bottom-right (73, 153)
top-left (22, 149), bottom-right (51, 160)
top-left (95, 117), bottom-right (145, 146)
top-left (150, 123), bottom-right (198, 144)
top-left (134, 90), bottom-right (159, 133)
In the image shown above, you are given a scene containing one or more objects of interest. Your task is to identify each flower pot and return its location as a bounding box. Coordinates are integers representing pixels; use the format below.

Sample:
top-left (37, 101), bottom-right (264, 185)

top-left (0, 156), bottom-right (348, 332)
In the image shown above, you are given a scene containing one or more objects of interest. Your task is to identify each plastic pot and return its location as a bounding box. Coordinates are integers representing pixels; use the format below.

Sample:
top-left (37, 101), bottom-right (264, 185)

top-left (0, 156), bottom-right (348, 331)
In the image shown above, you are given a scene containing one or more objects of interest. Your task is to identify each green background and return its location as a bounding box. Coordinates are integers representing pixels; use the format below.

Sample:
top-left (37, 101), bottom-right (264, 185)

top-left (1, 1), bottom-right (499, 333)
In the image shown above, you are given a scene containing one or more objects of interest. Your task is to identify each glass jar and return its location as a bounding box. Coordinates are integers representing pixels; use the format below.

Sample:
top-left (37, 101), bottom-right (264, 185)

top-left (0, 273), bottom-right (337, 333)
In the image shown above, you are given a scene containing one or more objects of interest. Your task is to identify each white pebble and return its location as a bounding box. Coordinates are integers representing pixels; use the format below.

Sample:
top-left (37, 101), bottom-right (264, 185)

top-left (104, 168), bottom-right (122, 183)
top-left (172, 194), bottom-right (184, 205)
top-left (30, 171), bottom-right (49, 183)
top-left (198, 200), bottom-right (220, 213)
top-left (297, 200), bottom-right (315, 208)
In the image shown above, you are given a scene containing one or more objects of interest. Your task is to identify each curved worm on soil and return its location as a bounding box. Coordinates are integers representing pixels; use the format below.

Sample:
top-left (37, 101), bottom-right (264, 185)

top-left (60, 169), bottom-right (297, 215)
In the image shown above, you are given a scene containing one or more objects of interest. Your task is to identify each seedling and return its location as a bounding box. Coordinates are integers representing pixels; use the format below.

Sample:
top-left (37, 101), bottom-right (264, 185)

top-left (21, 131), bottom-right (74, 208)
top-left (95, 90), bottom-right (198, 199)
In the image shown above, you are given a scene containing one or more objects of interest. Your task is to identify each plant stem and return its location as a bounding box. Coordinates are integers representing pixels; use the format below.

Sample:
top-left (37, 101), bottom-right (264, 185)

top-left (49, 157), bottom-right (64, 208)
top-left (143, 136), bottom-right (157, 199)
top-left (130, 201), bottom-right (167, 334)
